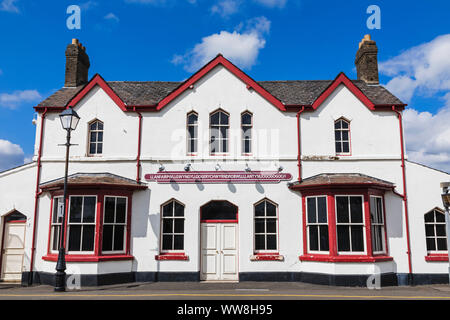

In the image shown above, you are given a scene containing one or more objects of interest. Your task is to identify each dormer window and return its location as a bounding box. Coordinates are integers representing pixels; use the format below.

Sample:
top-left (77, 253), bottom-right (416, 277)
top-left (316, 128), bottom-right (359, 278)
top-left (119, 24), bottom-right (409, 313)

top-left (88, 120), bottom-right (103, 155)
top-left (335, 118), bottom-right (350, 155)
top-left (210, 109), bottom-right (229, 155)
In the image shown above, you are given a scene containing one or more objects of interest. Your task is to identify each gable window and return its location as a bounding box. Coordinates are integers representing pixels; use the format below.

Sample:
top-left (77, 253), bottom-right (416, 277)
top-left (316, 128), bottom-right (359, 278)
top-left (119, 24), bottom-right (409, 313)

top-left (50, 197), bottom-right (64, 252)
top-left (67, 196), bottom-right (97, 253)
top-left (336, 195), bottom-right (365, 253)
top-left (210, 110), bottom-right (229, 154)
top-left (370, 196), bottom-right (386, 254)
top-left (306, 196), bottom-right (329, 253)
top-left (102, 196), bottom-right (127, 253)
top-left (241, 112), bottom-right (252, 155)
top-left (254, 199), bottom-right (278, 252)
top-left (161, 200), bottom-right (185, 252)
top-left (425, 209), bottom-right (447, 253)
top-left (335, 118), bottom-right (350, 155)
top-left (187, 112), bottom-right (198, 155)
top-left (88, 120), bottom-right (103, 155)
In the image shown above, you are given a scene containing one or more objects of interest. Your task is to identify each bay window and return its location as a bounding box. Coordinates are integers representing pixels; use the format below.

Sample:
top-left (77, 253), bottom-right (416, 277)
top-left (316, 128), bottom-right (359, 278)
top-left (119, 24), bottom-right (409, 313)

top-left (50, 197), bottom-right (64, 252)
top-left (370, 196), bottom-right (386, 254)
top-left (102, 196), bottom-right (127, 253)
top-left (335, 196), bottom-right (365, 253)
top-left (67, 196), bottom-right (96, 253)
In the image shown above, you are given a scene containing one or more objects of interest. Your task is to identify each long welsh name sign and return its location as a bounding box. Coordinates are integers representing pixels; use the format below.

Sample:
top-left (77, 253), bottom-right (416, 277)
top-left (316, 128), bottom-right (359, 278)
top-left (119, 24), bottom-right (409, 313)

top-left (144, 171), bottom-right (293, 184)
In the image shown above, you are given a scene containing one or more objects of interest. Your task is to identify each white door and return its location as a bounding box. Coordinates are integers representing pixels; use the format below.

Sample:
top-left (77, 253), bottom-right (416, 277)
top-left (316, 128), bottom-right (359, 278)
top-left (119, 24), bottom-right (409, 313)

top-left (1, 222), bottom-right (26, 282)
top-left (201, 223), bottom-right (238, 281)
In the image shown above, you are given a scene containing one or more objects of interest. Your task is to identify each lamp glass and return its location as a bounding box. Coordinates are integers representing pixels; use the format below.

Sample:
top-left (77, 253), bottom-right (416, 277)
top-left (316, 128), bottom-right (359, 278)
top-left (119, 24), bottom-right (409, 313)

top-left (59, 108), bottom-right (80, 131)
top-left (442, 193), bottom-right (450, 209)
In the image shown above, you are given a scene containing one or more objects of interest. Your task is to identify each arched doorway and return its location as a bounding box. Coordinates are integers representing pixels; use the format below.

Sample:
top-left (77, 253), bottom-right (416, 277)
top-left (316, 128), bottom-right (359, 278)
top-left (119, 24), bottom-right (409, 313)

top-left (1, 211), bottom-right (27, 282)
top-left (200, 201), bottom-right (238, 281)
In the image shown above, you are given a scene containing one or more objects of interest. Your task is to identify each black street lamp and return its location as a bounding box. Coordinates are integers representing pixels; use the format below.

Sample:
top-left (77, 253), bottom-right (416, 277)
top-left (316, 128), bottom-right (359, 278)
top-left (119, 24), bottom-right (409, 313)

top-left (55, 107), bottom-right (80, 292)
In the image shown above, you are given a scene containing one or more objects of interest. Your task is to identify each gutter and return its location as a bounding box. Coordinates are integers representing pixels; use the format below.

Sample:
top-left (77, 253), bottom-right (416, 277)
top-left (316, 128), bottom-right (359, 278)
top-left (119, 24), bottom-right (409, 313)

top-left (296, 107), bottom-right (305, 181)
top-left (392, 105), bottom-right (413, 280)
top-left (29, 107), bottom-right (47, 285)
top-left (133, 107), bottom-right (143, 183)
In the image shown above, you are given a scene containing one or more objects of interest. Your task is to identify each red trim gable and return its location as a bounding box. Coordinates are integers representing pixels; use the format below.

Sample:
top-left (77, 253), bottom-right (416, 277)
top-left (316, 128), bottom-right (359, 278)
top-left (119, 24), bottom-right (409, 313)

top-left (67, 74), bottom-right (127, 111)
top-left (312, 72), bottom-right (375, 111)
top-left (156, 54), bottom-right (286, 112)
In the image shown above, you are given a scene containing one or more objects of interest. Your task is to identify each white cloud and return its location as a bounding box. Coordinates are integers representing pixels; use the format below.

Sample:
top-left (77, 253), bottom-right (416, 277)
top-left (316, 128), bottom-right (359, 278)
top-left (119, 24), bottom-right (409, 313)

top-left (0, 0), bottom-right (19, 13)
top-left (172, 16), bottom-right (271, 72)
top-left (253, 0), bottom-right (287, 8)
top-left (0, 139), bottom-right (25, 172)
top-left (104, 12), bottom-right (119, 22)
top-left (211, 0), bottom-right (240, 18)
top-left (379, 34), bottom-right (450, 103)
top-left (80, 1), bottom-right (98, 11)
top-left (0, 90), bottom-right (42, 109)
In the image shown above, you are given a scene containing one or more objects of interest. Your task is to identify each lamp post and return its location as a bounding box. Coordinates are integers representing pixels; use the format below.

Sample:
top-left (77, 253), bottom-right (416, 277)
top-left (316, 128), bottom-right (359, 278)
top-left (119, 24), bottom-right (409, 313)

top-left (441, 182), bottom-right (450, 285)
top-left (55, 108), bottom-right (80, 292)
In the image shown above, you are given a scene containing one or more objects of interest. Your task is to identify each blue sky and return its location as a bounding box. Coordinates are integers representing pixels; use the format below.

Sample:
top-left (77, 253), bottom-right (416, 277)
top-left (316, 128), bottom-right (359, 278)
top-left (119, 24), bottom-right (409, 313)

top-left (0, 0), bottom-right (449, 172)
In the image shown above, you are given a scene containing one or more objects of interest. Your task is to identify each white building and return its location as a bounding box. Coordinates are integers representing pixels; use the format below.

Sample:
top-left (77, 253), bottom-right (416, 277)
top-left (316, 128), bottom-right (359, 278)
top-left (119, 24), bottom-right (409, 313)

top-left (0, 36), bottom-right (448, 287)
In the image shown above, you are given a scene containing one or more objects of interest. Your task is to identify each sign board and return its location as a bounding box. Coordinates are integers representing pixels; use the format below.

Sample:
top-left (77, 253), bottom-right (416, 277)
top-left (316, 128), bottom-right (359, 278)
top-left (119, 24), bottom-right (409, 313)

top-left (57, 201), bottom-right (65, 219)
top-left (144, 171), bottom-right (293, 184)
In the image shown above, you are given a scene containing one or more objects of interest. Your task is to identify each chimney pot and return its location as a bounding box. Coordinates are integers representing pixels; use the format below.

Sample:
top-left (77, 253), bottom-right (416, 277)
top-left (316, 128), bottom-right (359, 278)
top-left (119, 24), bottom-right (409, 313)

top-left (355, 34), bottom-right (379, 84)
top-left (65, 39), bottom-right (90, 87)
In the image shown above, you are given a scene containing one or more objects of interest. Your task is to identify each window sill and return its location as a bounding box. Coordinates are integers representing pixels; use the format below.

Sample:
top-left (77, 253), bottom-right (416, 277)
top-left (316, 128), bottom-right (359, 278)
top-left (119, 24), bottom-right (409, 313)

top-left (299, 254), bottom-right (393, 263)
top-left (42, 254), bottom-right (134, 262)
top-left (250, 254), bottom-right (284, 261)
top-left (425, 254), bottom-right (448, 262)
top-left (155, 253), bottom-right (189, 261)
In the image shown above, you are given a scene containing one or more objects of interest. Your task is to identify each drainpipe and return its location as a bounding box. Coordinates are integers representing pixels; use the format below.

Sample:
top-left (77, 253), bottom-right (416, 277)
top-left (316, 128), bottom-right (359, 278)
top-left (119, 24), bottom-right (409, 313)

top-left (296, 107), bottom-right (305, 181)
top-left (29, 107), bottom-right (47, 285)
top-left (134, 107), bottom-right (143, 183)
top-left (392, 105), bottom-right (413, 283)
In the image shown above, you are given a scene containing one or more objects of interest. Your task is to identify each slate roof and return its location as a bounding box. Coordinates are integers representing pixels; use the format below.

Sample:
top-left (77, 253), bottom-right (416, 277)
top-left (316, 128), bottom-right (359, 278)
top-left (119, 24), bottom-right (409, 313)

top-left (40, 173), bottom-right (147, 190)
top-left (36, 79), bottom-right (404, 108)
top-left (289, 173), bottom-right (395, 189)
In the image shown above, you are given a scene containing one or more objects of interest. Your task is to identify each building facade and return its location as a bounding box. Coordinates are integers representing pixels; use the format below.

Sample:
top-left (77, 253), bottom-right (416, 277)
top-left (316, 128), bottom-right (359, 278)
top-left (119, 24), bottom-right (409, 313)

top-left (0, 36), bottom-right (448, 287)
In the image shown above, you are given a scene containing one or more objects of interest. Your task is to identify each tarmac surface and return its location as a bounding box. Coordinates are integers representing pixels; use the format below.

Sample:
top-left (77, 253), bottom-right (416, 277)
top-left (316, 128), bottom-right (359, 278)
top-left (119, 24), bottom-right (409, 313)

top-left (1, 281), bottom-right (450, 300)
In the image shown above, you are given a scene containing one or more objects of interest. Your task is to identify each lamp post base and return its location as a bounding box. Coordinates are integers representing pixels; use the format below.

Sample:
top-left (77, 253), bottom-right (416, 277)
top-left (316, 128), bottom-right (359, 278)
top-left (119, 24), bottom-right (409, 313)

top-left (55, 247), bottom-right (67, 292)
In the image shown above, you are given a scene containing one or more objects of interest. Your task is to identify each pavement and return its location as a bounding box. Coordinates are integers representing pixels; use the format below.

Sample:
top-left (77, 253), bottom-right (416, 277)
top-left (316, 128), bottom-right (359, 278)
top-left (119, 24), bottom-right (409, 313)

top-left (2, 281), bottom-right (450, 300)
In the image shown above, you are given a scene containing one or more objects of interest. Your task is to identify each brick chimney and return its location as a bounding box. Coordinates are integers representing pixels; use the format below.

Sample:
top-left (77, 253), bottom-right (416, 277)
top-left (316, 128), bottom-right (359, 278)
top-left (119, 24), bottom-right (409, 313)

top-left (355, 34), bottom-right (379, 84)
top-left (65, 39), bottom-right (90, 87)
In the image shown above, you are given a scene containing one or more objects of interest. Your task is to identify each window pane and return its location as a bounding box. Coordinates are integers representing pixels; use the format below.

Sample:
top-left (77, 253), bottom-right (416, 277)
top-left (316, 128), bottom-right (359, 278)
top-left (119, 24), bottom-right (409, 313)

top-left (376, 199), bottom-right (383, 222)
top-left (90, 122), bottom-right (97, 130)
top-left (244, 139), bottom-right (251, 153)
top-left (222, 139), bottom-right (228, 153)
top-left (210, 138), bottom-right (219, 153)
top-left (317, 197), bottom-right (327, 223)
top-left (425, 212), bottom-right (434, 222)
top-left (342, 142), bottom-right (350, 153)
top-left (336, 197), bottom-right (349, 223)
top-left (335, 121), bottom-right (341, 129)
top-left (255, 219), bottom-right (265, 233)
top-left (255, 203), bottom-right (265, 217)
top-left (102, 225), bottom-right (113, 252)
top-left (211, 112), bottom-right (220, 125)
top-left (116, 198), bottom-right (127, 223)
top-left (174, 219), bottom-right (184, 233)
top-left (90, 132), bottom-right (97, 142)
top-left (220, 126), bottom-right (228, 139)
top-left (426, 238), bottom-right (436, 251)
top-left (337, 226), bottom-right (350, 252)
top-left (97, 132), bottom-right (103, 142)
top-left (243, 128), bottom-right (252, 139)
top-left (319, 225), bottom-right (329, 251)
top-left (266, 235), bottom-right (277, 250)
top-left (335, 142), bottom-right (342, 153)
top-left (351, 226), bottom-right (364, 252)
top-left (342, 131), bottom-right (349, 141)
top-left (202, 201), bottom-right (237, 220)
top-left (436, 224), bottom-right (446, 237)
top-left (307, 198), bottom-right (316, 223)
top-left (89, 143), bottom-right (96, 155)
top-left (190, 139), bottom-right (197, 153)
top-left (97, 143), bottom-right (103, 154)
top-left (174, 235), bottom-right (184, 250)
top-left (437, 238), bottom-right (447, 251)
top-left (53, 198), bottom-right (61, 223)
top-left (163, 202), bottom-right (173, 217)
top-left (341, 121), bottom-right (349, 129)
top-left (266, 202), bottom-right (276, 217)
top-left (435, 212), bottom-right (446, 222)
top-left (104, 197), bottom-right (115, 223)
top-left (242, 113), bottom-right (252, 125)
top-left (69, 197), bottom-right (83, 223)
top-left (309, 226), bottom-right (319, 251)
top-left (113, 225), bottom-right (125, 251)
top-left (188, 113), bottom-right (198, 125)
top-left (335, 131), bottom-right (341, 141)
top-left (425, 224), bottom-right (434, 236)
top-left (52, 226), bottom-right (60, 251)
top-left (68, 225), bottom-right (81, 251)
top-left (82, 225), bottom-right (95, 251)
top-left (162, 219), bottom-right (173, 234)
top-left (188, 126), bottom-right (196, 139)
top-left (350, 197), bottom-right (363, 223)
top-left (220, 112), bottom-right (229, 125)
top-left (162, 235), bottom-right (173, 251)
top-left (266, 219), bottom-right (277, 233)
top-left (83, 197), bottom-right (96, 223)
top-left (255, 235), bottom-right (265, 250)
top-left (97, 122), bottom-right (103, 130)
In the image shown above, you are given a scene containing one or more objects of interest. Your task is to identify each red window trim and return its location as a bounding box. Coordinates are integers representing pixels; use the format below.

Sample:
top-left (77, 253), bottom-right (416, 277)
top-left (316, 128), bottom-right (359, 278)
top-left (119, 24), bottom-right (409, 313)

top-left (155, 253), bottom-right (189, 261)
top-left (250, 253), bottom-right (284, 261)
top-left (425, 254), bottom-right (449, 262)
top-left (44, 189), bottom-right (133, 261)
top-left (299, 187), bottom-right (390, 263)
top-left (42, 254), bottom-right (134, 262)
